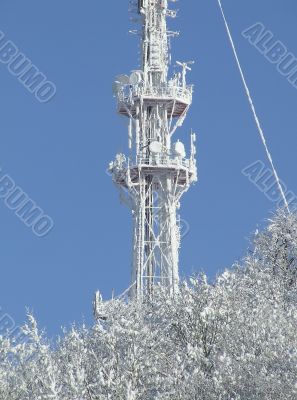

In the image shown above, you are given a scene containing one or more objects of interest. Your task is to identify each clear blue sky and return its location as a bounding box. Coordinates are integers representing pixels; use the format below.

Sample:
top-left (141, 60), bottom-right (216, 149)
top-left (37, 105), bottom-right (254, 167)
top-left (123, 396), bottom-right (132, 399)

top-left (0, 0), bottom-right (296, 336)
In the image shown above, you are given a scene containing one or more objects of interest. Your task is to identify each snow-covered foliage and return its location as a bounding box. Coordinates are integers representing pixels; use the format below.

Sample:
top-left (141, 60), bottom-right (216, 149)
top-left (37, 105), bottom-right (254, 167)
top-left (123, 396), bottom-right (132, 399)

top-left (2, 210), bottom-right (297, 399)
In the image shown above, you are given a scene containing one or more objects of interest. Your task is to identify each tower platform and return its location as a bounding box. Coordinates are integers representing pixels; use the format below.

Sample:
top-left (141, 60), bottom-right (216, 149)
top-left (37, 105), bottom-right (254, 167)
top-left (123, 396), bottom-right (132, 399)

top-left (117, 84), bottom-right (193, 118)
top-left (112, 160), bottom-right (197, 188)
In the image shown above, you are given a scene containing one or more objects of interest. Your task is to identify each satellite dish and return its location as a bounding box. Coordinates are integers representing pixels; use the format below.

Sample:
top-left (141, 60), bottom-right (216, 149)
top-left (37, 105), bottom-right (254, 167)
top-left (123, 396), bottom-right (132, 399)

top-left (149, 141), bottom-right (162, 154)
top-left (173, 141), bottom-right (186, 158)
top-left (130, 71), bottom-right (143, 85)
top-left (116, 74), bottom-right (130, 85)
top-left (112, 81), bottom-right (121, 94)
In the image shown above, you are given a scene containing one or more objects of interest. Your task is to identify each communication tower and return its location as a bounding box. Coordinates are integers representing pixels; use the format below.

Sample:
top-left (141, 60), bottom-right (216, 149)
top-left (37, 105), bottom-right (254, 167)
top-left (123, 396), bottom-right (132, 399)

top-left (109, 0), bottom-right (197, 298)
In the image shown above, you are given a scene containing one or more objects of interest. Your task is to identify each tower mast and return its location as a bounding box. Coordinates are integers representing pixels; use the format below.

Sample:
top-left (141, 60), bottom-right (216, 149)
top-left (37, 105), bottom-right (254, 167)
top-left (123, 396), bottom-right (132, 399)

top-left (110, 0), bottom-right (197, 298)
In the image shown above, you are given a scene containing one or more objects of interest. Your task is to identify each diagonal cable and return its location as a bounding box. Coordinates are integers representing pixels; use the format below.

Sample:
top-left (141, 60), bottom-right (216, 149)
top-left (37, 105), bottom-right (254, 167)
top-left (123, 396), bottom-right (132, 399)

top-left (217, 0), bottom-right (290, 213)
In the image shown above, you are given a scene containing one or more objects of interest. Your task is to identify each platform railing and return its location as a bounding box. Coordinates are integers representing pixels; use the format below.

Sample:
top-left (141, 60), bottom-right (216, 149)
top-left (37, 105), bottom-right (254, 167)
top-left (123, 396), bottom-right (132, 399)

top-left (110, 153), bottom-right (196, 176)
top-left (134, 155), bottom-right (191, 169)
top-left (117, 83), bottom-right (193, 104)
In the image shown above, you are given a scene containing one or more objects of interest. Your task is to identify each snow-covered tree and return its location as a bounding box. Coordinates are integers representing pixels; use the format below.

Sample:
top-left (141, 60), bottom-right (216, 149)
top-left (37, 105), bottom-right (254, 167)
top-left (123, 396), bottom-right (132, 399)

top-left (1, 210), bottom-right (297, 399)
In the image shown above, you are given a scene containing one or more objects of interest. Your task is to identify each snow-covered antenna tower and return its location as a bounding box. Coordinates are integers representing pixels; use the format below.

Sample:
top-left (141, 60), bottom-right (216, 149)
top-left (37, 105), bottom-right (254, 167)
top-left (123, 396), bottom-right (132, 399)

top-left (109, 0), bottom-right (197, 298)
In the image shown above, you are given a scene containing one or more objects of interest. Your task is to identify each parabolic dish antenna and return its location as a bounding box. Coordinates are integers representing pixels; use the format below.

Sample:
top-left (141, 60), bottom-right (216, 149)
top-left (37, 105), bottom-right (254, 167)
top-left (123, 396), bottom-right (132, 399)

top-left (173, 141), bottom-right (186, 158)
top-left (130, 71), bottom-right (143, 85)
top-left (149, 141), bottom-right (163, 154)
top-left (112, 81), bottom-right (121, 94)
top-left (116, 74), bottom-right (130, 85)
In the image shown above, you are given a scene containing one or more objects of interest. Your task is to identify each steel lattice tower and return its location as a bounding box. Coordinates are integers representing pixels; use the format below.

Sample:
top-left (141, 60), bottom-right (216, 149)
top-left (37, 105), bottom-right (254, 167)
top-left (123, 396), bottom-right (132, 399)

top-left (109, 0), bottom-right (197, 298)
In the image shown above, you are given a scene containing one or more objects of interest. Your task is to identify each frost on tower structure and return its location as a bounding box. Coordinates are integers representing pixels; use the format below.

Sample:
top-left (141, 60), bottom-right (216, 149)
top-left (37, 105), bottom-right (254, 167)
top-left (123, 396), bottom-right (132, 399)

top-left (109, 0), bottom-right (197, 298)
